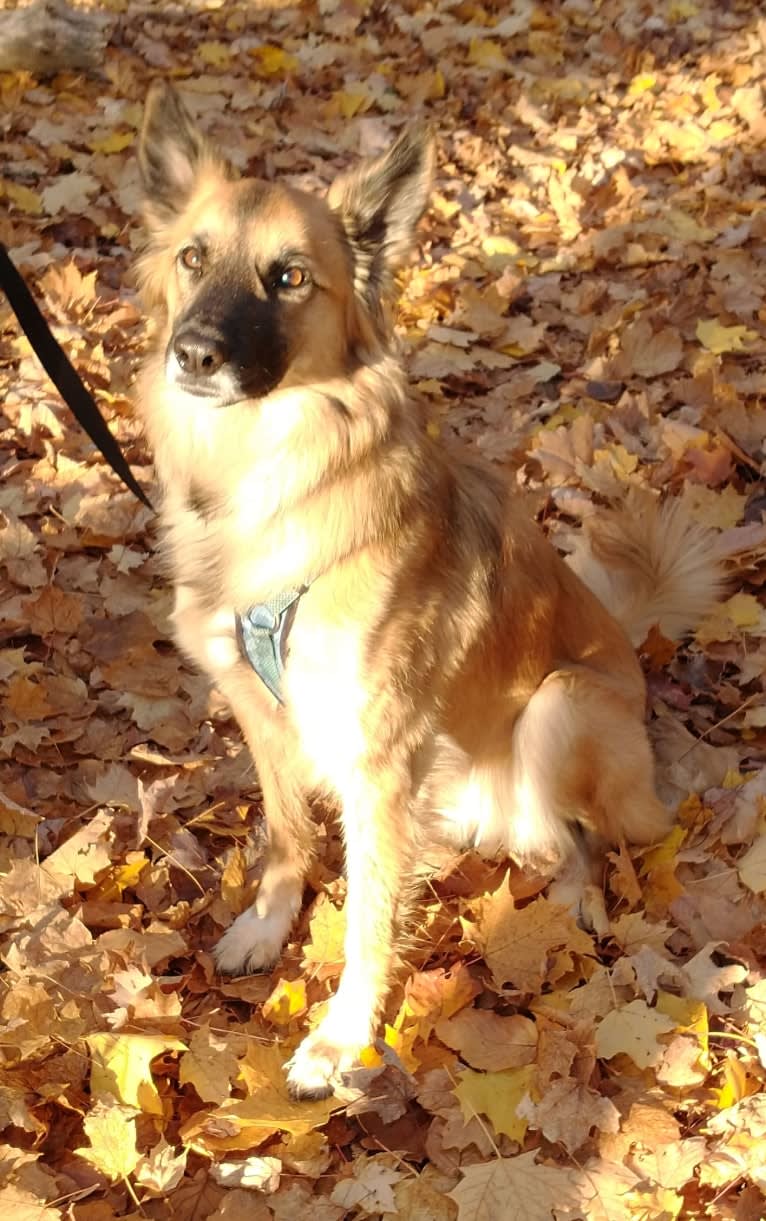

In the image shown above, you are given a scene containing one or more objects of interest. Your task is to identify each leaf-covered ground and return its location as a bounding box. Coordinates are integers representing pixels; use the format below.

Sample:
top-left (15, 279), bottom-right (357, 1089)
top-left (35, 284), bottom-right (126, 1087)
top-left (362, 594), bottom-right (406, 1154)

top-left (1, 1), bottom-right (766, 1217)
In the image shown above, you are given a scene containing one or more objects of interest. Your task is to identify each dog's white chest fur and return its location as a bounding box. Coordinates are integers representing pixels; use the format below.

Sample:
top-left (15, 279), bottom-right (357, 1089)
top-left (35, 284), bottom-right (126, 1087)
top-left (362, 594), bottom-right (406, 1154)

top-left (283, 615), bottom-right (368, 794)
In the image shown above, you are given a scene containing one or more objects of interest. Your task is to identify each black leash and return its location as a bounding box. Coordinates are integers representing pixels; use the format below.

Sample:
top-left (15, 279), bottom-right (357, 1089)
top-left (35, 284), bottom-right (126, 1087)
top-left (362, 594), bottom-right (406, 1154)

top-left (0, 241), bottom-right (153, 510)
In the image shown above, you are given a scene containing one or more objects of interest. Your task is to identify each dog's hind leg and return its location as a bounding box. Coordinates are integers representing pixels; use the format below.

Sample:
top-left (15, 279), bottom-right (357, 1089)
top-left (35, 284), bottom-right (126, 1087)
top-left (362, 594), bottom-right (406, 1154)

top-left (506, 668), bottom-right (672, 926)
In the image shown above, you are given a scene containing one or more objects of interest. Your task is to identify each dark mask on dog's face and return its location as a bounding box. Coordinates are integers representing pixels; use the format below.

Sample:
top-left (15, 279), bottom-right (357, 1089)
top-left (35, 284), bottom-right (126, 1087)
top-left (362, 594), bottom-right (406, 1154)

top-left (136, 82), bottom-right (434, 409)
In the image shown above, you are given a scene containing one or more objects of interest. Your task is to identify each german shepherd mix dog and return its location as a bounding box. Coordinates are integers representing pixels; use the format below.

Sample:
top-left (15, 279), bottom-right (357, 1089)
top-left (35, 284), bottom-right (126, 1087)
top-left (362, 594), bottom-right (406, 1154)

top-left (136, 83), bottom-right (720, 1099)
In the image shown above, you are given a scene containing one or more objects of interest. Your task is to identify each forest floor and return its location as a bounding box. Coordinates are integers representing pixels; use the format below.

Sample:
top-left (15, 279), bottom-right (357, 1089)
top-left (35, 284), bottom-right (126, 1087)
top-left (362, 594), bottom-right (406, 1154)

top-left (1, 1), bottom-right (766, 1218)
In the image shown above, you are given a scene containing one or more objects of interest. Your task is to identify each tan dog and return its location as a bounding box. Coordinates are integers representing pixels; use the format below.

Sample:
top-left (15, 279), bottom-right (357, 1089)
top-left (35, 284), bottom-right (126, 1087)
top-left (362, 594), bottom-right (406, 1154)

top-left (135, 82), bottom-right (720, 1099)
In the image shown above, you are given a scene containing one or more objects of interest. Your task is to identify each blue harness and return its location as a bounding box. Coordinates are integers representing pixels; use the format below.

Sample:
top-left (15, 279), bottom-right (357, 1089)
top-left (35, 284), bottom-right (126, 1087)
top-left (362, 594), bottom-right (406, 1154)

top-left (235, 588), bottom-right (305, 704)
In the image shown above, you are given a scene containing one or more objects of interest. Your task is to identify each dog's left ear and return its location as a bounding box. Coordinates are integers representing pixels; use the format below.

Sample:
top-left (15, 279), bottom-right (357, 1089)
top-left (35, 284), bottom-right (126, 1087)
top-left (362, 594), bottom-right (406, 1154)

top-left (327, 124), bottom-right (435, 308)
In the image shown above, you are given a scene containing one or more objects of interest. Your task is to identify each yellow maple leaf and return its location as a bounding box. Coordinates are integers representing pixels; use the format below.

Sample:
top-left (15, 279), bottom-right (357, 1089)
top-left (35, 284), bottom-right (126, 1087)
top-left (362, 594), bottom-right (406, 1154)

top-left (657, 991), bottom-right (709, 1065)
top-left (134, 1137), bottom-right (187, 1196)
top-left (454, 1064), bottom-right (535, 1141)
top-left (197, 40), bottom-right (231, 67)
top-left (642, 825), bottom-right (687, 872)
top-left (641, 825), bottom-right (686, 910)
top-left (474, 886), bottom-right (594, 993)
top-left (468, 38), bottom-right (509, 71)
top-left (593, 444), bottom-right (639, 480)
top-left (89, 854), bottom-right (147, 902)
top-left (668, 0), bottom-right (699, 18)
top-left (87, 1033), bottom-right (186, 1116)
top-left (182, 1041), bottom-right (337, 1153)
top-left (628, 72), bottom-right (657, 95)
top-left (262, 977), bottom-right (308, 1025)
top-left (682, 483), bottom-right (747, 530)
top-left (427, 68), bottom-right (445, 99)
top-left (89, 130), bottom-right (134, 154)
top-left (481, 234), bottom-right (520, 259)
top-left (301, 893), bottom-right (346, 979)
top-left (250, 44), bottom-right (298, 74)
top-left (220, 843), bottom-right (248, 909)
top-left (1, 180), bottom-right (43, 215)
top-left (75, 1100), bottom-right (141, 1181)
top-left (333, 87), bottom-right (370, 119)
top-left (710, 1051), bottom-right (754, 1110)
top-left (696, 318), bottom-right (757, 355)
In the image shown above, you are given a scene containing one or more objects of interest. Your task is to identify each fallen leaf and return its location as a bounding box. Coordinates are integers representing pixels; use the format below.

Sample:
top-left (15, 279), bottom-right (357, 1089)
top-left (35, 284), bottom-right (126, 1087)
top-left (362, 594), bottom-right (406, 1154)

top-left (87, 1033), bottom-right (186, 1115)
top-left (595, 999), bottom-right (676, 1068)
top-left (453, 1064), bottom-right (535, 1142)
top-left (448, 1152), bottom-right (581, 1221)
top-left (75, 1100), bottom-right (141, 1181)
top-left (696, 318), bottom-right (758, 354)
top-left (435, 1009), bottom-right (537, 1071)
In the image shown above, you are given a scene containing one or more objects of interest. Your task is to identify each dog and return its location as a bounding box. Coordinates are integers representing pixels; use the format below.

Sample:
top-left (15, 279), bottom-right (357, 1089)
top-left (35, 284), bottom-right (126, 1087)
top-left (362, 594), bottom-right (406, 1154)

top-left (134, 82), bottom-right (721, 1099)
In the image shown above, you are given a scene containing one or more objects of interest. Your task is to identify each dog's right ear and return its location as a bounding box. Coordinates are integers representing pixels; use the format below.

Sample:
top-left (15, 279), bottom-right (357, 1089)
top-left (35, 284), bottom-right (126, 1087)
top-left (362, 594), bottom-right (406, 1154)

top-left (138, 81), bottom-right (229, 226)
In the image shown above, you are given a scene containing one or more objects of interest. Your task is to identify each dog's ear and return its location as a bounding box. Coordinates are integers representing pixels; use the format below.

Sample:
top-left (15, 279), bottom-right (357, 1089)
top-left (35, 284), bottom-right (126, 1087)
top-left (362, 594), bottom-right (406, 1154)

top-left (138, 81), bottom-right (230, 225)
top-left (327, 124), bottom-right (434, 309)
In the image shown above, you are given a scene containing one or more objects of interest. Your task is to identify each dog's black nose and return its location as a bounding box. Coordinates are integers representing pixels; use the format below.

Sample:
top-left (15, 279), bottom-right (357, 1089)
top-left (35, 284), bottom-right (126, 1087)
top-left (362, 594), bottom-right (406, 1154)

top-left (173, 328), bottom-right (228, 378)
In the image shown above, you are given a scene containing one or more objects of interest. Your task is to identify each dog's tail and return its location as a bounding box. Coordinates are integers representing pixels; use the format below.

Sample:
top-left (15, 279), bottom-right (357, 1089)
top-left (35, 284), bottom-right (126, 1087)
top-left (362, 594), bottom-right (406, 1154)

top-left (566, 491), bottom-right (724, 647)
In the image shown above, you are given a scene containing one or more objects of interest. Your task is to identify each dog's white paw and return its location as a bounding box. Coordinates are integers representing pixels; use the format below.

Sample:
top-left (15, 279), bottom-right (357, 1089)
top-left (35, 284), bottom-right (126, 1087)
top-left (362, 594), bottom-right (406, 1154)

top-left (214, 906), bottom-right (291, 975)
top-left (285, 1026), bottom-right (363, 1100)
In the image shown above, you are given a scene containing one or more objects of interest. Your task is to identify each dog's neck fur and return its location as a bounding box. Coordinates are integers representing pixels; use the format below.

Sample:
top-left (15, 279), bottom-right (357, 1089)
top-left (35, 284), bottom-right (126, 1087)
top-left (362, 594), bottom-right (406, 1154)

top-left (137, 345), bottom-right (446, 609)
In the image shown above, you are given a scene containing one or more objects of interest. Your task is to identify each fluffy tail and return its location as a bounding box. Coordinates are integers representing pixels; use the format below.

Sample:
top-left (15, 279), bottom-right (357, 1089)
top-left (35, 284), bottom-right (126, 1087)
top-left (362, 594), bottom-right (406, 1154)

top-left (566, 491), bottom-right (725, 646)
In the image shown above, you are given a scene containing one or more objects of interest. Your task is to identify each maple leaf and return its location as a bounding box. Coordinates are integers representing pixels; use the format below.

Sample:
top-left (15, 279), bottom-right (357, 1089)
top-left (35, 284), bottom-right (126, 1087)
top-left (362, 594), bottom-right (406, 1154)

top-left (518, 1078), bottom-right (620, 1153)
top-left (301, 893), bottom-right (346, 979)
top-left (262, 976), bottom-right (308, 1025)
top-left (87, 1032), bottom-right (186, 1115)
top-left (737, 834), bottom-right (766, 894)
top-left (0, 1184), bottom-right (61, 1220)
top-left (448, 1152), bottom-right (582, 1221)
top-left (595, 999), bottom-right (676, 1068)
top-left (473, 887), bottom-right (594, 993)
top-left (330, 1157), bottom-right (403, 1214)
top-left (134, 1137), bottom-right (187, 1196)
top-left (453, 1064), bottom-right (535, 1142)
top-left (696, 318), bottom-right (757, 354)
top-left (179, 1025), bottom-right (240, 1105)
top-left (619, 317), bottom-right (683, 378)
top-left (75, 1100), bottom-right (141, 1181)
top-left (41, 171), bottom-right (99, 215)
top-left (181, 1042), bottom-right (337, 1152)
top-left (680, 942), bottom-right (748, 1015)
top-left (213, 1155), bottom-right (282, 1191)
top-left (435, 1008), bottom-right (537, 1071)
top-left (42, 810), bottom-right (114, 887)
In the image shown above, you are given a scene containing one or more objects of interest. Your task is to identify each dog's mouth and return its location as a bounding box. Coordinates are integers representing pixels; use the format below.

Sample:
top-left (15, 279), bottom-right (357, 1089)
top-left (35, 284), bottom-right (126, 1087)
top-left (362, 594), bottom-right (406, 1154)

top-left (171, 374), bottom-right (244, 408)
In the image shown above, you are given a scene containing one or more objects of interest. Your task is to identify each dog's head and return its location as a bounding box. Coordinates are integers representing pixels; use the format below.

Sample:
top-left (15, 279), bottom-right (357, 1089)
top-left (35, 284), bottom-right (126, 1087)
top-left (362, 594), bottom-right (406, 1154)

top-left (136, 82), bottom-right (434, 408)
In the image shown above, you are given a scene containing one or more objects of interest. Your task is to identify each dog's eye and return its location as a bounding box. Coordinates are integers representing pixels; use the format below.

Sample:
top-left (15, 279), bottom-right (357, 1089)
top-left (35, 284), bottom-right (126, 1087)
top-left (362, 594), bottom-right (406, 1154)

top-left (279, 266), bottom-right (308, 290)
top-left (179, 246), bottom-right (202, 272)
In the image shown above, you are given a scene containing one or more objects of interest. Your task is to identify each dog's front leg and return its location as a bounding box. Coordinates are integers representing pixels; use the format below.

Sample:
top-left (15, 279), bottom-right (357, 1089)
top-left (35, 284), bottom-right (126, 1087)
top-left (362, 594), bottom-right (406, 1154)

top-left (286, 754), bottom-right (414, 1100)
top-left (212, 676), bottom-right (316, 975)
top-left (171, 587), bottom-right (315, 974)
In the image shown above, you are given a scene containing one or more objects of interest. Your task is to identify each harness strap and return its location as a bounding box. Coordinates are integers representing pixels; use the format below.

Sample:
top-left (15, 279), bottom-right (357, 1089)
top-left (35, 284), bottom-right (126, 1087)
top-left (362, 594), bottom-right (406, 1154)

top-left (235, 588), bottom-right (305, 704)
